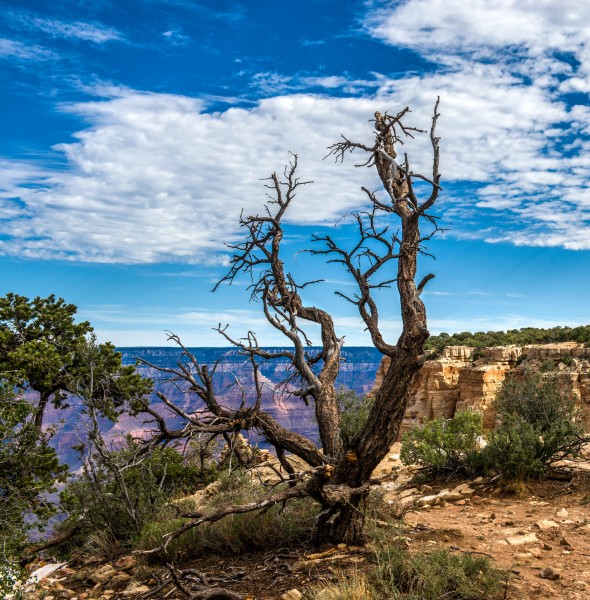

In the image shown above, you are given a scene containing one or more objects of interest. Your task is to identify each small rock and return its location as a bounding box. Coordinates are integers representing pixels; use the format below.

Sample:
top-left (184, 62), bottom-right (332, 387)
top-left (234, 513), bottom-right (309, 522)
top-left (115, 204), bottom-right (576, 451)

top-left (536, 519), bottom-right (560, 530)
top-left (556, 508), bottom-right (568, 518)
top-left (111, 572), bottom-right (132, 588)
top-left (80, 555), bottom-right (103, 566)
top-left (420, 485), bottom-right (433, 494)
top-left (337, 543), bottom-right (347, 550)
top-left (121, 584), bottom-right (150, 597)
top-left (399, 487), bottom-right (419, 498)
top-left (539, 567), bottom-right (561, 581)
top-left (417, 495), bottom-right (438, 507)
top-left (113, 556), bottom-right (137, 571)
top-left (507, 533), bottom-right (538, 546)
top-left (454, 483), bottom-right (475, 495)
top-left (514, 552), bottom-right (533, 560)
top-left (438, 491), bottom-right (464, 502)
top-left (455, 499), bottom-right (467, 506)
top-left (90, 565), bottom-right (117, 584)
top-left (529, 547), bottom-right (543, 558)
top-left (281, 590), bottom-right (302, 600)
top-left (559, 537), bottom-right (573, 548)
top-left (542, 543), bottom-right (553, 551)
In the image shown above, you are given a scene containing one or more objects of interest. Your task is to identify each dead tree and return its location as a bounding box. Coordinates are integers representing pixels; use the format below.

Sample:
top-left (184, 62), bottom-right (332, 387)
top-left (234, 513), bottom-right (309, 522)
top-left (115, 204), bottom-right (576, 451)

top-left (138, 100), bottom-right (441, 555)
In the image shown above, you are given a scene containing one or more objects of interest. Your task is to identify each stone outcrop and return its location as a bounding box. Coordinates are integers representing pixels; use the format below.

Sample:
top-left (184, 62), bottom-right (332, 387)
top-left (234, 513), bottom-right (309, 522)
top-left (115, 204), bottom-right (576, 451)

top-left (371, 343), bottom-right (590, 436)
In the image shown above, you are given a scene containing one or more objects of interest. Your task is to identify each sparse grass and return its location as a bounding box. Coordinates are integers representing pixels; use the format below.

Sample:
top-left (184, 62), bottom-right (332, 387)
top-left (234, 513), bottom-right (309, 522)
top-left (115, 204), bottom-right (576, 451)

top-left (372, 543), bottom-right (505, 599)
top-left (307, 540), bottom-right (505, 600)
top-left (310, 571), bottom-right (375, 600)
top-left (135, 472), bottom-right (316, 562)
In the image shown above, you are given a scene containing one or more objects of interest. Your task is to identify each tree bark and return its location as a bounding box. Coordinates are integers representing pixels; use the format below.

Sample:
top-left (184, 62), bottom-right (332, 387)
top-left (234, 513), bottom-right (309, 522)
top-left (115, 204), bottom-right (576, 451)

top-left (314, 493), bottom-right (366, 545)
top-left (33, 391), bottom-right (51, 429)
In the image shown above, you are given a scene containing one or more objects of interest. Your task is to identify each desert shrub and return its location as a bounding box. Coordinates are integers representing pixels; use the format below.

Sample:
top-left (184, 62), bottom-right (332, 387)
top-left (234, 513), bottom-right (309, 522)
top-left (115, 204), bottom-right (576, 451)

top-left (58, 437), bottom-right (209, 556)
top-left (562, 355), bottom-right (573, 367)
top-left (480, 371), bottom-right (586, 480)
top-left (400, 411), bottom-right (484, 476)
top-left (135, 472), bottom-right (316, 562)
top-left (0, 558), bottom-right (25, 600)
top-left (309, 543), bottom-right (504, 599)
top-left (337, 389), bottom-right (373, 446)
top-left (371, 544), bottom-right (504, 599)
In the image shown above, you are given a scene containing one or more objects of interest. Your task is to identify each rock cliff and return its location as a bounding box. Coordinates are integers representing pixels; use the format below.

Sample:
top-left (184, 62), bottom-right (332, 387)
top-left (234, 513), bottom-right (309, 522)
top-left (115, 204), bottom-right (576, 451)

top-left (371, 343), bottom-right (590, 436)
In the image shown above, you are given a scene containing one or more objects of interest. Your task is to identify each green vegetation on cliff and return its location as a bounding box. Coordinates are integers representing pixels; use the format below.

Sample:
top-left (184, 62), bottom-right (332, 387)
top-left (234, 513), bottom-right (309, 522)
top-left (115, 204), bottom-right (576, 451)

top-left (426, 324), bottom-right (590, 354)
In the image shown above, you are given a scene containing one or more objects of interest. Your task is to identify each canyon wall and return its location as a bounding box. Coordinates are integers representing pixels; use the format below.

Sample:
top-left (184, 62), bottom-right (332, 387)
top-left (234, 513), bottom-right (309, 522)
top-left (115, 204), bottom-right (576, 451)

top-left (371, 343), bottom-right (590, 437)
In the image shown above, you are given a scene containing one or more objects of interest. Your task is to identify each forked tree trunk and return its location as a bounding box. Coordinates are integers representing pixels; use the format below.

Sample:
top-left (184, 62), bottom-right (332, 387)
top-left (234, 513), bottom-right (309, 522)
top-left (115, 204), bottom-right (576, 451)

top-left (314, 213), bottom-right (431, 545)
top-left (314, 356), bottom-right (423, 545)
top-left (314, 493), bottom-right (367, 545)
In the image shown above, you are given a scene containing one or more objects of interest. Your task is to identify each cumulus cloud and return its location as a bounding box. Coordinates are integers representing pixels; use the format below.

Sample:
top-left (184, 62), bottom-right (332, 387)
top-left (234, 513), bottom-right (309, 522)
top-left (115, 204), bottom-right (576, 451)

top-left (0, 90), bottom-right (393, 263)
top-left (2, 0), bottom-right (590, 262)
top-left (364, 0), bottom-right (590, 249)
top-left (366, 0), bottom-right (590, 58)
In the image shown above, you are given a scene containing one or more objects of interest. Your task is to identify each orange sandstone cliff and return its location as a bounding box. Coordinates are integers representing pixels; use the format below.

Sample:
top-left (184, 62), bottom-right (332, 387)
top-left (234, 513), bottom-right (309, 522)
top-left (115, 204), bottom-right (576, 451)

top-left (370, 343), bottom-right (590, 437)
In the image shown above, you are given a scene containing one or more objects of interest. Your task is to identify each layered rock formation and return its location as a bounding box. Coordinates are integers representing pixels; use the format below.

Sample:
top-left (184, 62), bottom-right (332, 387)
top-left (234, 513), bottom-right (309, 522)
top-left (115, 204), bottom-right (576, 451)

top-left (371, 343), bottom-right (590, 436)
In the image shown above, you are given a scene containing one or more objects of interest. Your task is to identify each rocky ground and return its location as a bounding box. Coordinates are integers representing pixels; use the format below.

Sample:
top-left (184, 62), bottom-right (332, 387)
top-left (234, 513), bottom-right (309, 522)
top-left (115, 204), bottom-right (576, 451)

top-left (22, 446), bottom-right (590, 600)
top-left (388, 474), bottom-right (590, 599)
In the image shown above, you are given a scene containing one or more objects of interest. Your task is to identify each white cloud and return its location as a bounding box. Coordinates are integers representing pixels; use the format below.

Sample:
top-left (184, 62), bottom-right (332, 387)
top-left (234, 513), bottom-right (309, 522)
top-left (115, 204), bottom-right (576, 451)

top-left (366, 0), bottom-right (590, 58)
top-left (0, 90), bottom-right (392, 263)
top-left (363, 0), bottom-right (590, 249)
top-left (161, 29), bottom-right (190, 46)
top-left (2, 1), bottom-right (590, 262)
top-left (1, 65), bottom-right (589, 261)
top-left (0, 37), bottom-right (58, 60)
top-left (15, 15), bottom-right (122, 43)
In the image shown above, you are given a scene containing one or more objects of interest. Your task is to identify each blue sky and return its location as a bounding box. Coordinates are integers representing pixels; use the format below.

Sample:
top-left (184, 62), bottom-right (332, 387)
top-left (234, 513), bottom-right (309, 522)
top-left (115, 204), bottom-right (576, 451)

top-left (1, 0), bottom-right (590, 346)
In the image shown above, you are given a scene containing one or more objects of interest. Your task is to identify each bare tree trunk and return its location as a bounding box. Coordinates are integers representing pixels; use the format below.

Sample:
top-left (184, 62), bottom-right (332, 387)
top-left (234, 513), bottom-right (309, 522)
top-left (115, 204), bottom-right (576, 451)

top-left (313, 104), bottom-right (439, 545)
top-left (314, 494), bottom-right (366, 545)
top-left (137, 101), bottom-right (441, 553)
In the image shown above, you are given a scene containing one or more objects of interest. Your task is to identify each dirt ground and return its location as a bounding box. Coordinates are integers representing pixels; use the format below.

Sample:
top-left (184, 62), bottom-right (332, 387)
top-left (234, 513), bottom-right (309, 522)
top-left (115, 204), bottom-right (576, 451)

top-left (30, 447), bottom-right (590, 600)
top-left (402, 474), bottom-right (590, 600)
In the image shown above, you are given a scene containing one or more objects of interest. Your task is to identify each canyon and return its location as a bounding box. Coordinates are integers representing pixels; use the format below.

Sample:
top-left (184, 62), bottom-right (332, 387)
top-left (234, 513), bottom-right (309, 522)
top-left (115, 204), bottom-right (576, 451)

top-left (46, 343), bottom-right (590, 467)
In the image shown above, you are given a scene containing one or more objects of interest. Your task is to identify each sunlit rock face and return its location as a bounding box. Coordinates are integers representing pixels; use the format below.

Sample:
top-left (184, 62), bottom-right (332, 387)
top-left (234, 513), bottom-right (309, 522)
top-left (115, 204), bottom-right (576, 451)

top-left (371, 343), bottom-right (590, 437)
